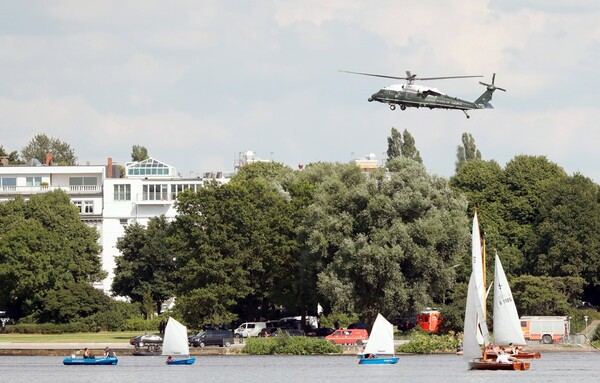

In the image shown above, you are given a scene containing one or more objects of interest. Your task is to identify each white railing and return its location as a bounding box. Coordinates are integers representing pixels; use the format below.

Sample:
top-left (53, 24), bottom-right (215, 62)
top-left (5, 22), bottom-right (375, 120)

top-left (0, 185), bottom-right (102, 194)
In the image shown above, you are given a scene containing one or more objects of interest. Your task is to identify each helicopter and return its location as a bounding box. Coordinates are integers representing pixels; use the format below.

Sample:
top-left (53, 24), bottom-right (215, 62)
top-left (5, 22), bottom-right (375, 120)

top-left (340, 70), bottom-right (505, 118)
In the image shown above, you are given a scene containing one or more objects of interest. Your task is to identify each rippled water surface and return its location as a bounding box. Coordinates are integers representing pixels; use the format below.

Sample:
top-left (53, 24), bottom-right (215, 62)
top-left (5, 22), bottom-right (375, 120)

top-left (1, 352), bottom-right (598, 383)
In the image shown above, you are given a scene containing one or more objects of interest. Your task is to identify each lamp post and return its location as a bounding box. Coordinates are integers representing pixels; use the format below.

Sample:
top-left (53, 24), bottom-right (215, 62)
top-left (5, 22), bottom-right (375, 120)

top-left (584, 316), bottom-right (589, 337)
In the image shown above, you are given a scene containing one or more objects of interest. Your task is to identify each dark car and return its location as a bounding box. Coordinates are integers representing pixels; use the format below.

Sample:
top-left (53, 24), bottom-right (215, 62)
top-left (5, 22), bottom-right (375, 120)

top-left (191, 330), bottom-right (234, 347)
top-left (130, 333), bottom-right (163, 347)
top-left (188, 331), bottom-right (204, 345)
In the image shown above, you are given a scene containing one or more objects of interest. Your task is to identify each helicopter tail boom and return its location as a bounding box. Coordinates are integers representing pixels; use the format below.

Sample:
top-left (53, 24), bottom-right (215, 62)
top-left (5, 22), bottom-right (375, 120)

top-left (474, 73), bottom-right (505, 106)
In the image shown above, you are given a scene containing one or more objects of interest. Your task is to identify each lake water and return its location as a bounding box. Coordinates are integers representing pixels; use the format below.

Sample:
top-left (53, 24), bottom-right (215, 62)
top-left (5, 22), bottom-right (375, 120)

top-left (1, 352), bottom-right (597, 383)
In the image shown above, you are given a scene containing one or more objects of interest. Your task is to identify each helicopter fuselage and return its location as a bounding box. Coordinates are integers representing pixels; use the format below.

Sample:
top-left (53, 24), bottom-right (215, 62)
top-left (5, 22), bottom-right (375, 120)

top-left (368, 84), bottom-right (487, 113)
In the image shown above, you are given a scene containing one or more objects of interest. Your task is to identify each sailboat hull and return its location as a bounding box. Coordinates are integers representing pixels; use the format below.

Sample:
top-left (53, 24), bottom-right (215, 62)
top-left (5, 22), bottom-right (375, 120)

top-left (357, 355), bottom-right (398, 365)
top-left (469, 359), bottom-right (530, 370)
top-left (166, 357), bottom-right (196, 365)
top-left (485, 351), bottom-right (541, 359)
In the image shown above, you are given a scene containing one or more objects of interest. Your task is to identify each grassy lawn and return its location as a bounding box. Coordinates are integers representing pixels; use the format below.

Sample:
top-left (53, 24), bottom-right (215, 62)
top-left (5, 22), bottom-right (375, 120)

top-left (0, 331), bottom-right (146, 343)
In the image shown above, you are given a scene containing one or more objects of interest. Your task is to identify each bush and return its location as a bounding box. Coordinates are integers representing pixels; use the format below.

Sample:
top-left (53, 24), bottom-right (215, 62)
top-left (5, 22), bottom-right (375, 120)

top-left (319, 312), bottom-right (360, 329)
top-left (396, 331), bottom-right (460, 354)
top-left (4, 322), bottom-right (94, 334)
top-left (243, 335), bottom-right (343, 355)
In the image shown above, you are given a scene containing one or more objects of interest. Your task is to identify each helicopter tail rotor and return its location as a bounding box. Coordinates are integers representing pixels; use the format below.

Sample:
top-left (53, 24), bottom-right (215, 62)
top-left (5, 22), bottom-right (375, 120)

top-left (479, 73), bottom-right (506, 92)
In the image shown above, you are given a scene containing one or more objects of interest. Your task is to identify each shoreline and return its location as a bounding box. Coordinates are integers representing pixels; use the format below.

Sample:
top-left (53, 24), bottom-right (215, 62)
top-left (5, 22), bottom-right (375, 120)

top-left (0, 341), bottom-right (596, 357)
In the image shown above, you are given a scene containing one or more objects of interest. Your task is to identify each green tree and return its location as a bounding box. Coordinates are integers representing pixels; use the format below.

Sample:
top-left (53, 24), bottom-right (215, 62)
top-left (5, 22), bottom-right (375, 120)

top-left (455, 133), bottom-right (481, 172)
top-left (386, 127), bottom-right (402, 160)
top-left (511, 275), bottom-right (584, 315)
top-left (386, 128), bottom-right (422, 164)
top-left (112, 216), bottom-right (177, 317)
top-left (38, 282), bottom-right (113, 324)
top-left (0, 191), bottom-right (104, 320)
top-left (20, 133), bottom-right (77, 165)
top-left (531, 174), bottom-right (600, 284)
top-left (297, 159), bottom-right (469, 325)
top-left (172, 178), bottom-right (299, 327)
top-left (0, 145), bottom-right (23, 164)
top-left (131, 145), bottom-right (149, 162)
top-left (401, 129), bottom-right (422, 163)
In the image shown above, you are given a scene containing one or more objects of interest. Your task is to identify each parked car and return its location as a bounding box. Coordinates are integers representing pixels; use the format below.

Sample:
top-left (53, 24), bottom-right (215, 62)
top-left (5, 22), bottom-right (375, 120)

top-left (130, 333), bottom-right (163, 347)
top-left (188, 331), bottom-right (204, 345)
top-left (325, 328), bottom-right (369, 345)
top-left (234, 322), bottom-right (266, 338)
top-left (191, 330), bottom-right (234, 347)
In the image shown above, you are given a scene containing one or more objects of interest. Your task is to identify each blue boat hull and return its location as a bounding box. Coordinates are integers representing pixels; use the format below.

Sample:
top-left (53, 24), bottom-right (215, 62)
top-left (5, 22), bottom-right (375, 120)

top-left (63, 357), bottom-right (118, 365)
top-left (166, 357), bottom-right (196, 365)
top-left (357, 355), bottom-right (399, 365)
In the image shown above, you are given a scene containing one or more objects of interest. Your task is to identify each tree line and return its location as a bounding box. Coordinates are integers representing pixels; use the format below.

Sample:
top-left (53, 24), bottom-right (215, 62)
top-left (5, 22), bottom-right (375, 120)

top-left (1, 129), bottom-right (598, 332)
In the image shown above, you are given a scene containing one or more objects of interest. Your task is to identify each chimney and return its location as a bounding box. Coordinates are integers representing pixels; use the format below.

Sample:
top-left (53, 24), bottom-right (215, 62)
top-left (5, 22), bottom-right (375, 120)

top-left (107, 157), bottom-right (113, 178)
top-left (45, 153), bottom-right (53, 166)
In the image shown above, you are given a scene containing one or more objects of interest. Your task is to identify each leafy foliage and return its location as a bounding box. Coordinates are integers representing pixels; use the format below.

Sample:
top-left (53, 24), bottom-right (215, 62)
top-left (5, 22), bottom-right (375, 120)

top-left (0, 191), bottom-right (104, 319)
top-left (396, 331), bottom-right (461, 354)
top-left (511, 275), bottom-right (583, 315)
top-left (386, 128), bottom-right (422, 163)
top-left (298, 159), bottom-right (469, 325)
top-left (171, 174), bottom-right (299, 327)
top-left (112, 216), bottom-right (177, 316)
top-left (0, 145), bottom-right (23, 164)
top-left (455, 132), bottom-right (481, 172)
top-left (20, 133), bottom-right (77, 165)
top-left (243, 335), bottom-right (343, 355)
top-left (131, 145), bottom-right (149, 162)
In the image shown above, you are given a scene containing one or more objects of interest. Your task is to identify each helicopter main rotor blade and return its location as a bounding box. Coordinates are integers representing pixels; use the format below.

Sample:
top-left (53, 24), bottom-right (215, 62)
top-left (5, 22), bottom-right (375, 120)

top-left (339, 70), bottom-right (483, 81)
top-left (338, 70), bottom-right (409, 81)
top-left (417, 75), bottom-right (483, 81)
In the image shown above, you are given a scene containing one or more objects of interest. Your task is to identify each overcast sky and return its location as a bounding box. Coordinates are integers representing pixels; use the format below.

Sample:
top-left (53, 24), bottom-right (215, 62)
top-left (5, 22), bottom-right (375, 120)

top-left (2, 1), bottom-right (599, 182)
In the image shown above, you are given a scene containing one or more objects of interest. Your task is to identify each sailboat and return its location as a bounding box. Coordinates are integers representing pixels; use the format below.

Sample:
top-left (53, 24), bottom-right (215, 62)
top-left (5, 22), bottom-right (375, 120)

top-left (463, 212), bottom-right (530, 371)
top-left (357, 313), bottom-right (399, 365)
top-left (162, 317), bottom-right (196, 365)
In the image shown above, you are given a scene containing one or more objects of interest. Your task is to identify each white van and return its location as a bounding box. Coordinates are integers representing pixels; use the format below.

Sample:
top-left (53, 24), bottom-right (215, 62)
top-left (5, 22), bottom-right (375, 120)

top-left (234, 322), bottom-right (266, 338)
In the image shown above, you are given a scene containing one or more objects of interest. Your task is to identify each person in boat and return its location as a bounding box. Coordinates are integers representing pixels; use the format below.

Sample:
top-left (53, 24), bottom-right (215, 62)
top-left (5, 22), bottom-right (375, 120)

top-left (166, 355), bottom-right (174, 362)
top-left (83, 348), bottom-right (94, 359)
top-left (496, 350), bottom-right (518, 364)
top-left (104, 346), bottom-right (115, 357)
top-left (506, 343), bottom-right (519, 355)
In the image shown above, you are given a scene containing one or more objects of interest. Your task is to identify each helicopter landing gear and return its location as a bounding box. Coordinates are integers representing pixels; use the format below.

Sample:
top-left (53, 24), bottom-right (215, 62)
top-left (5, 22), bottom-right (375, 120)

top-left (389, 104), bottom-right (396, 111)
top-left (400, 104), bottom-right (406, 111)
top-left (462, 110), bottom-right (470, 119)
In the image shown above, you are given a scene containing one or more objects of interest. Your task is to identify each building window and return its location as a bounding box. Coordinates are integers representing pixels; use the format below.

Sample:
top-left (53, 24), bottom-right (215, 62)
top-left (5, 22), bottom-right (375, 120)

top-left (119, 218), bottom-right (128, 226)
top-left (0, 177), bottom-right (17, 186)
top-left (170, 184), bottom-right (197, 199)
top-left (114, 184), bottom-right (131, 201)
top-left (69, 177), bottom-right (98, 186)
top-left (127, 158), bottom-right (171, 176)
top-left (73, 200), bottom-right (94, 214)
top-left (26, 177), bottom-right (42, 186)
top-left (143, 184), bottom-right (168, 200)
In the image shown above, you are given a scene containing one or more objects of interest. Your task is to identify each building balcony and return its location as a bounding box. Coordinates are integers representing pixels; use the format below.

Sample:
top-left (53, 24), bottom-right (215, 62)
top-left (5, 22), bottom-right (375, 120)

top-left (0, 185), bottom-right (103, 195)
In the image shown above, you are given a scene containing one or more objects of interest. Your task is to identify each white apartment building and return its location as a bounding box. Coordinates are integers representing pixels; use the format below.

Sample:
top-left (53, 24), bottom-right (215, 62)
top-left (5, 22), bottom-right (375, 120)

top-left (0, 156), bottom-right (229, 295)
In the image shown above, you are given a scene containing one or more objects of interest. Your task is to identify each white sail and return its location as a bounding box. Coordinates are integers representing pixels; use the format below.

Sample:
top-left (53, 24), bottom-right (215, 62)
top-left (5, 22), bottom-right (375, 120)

top-left (463, 272), bottom-right (490, 360)
top-left (493, 253), bottom-right (526, 346)
top-left (363, 313), bottom-right (395, 355)
top-left (162, 317), bottom-right (190, 356)
top-left (471, 211), bottom-right (486, 345)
